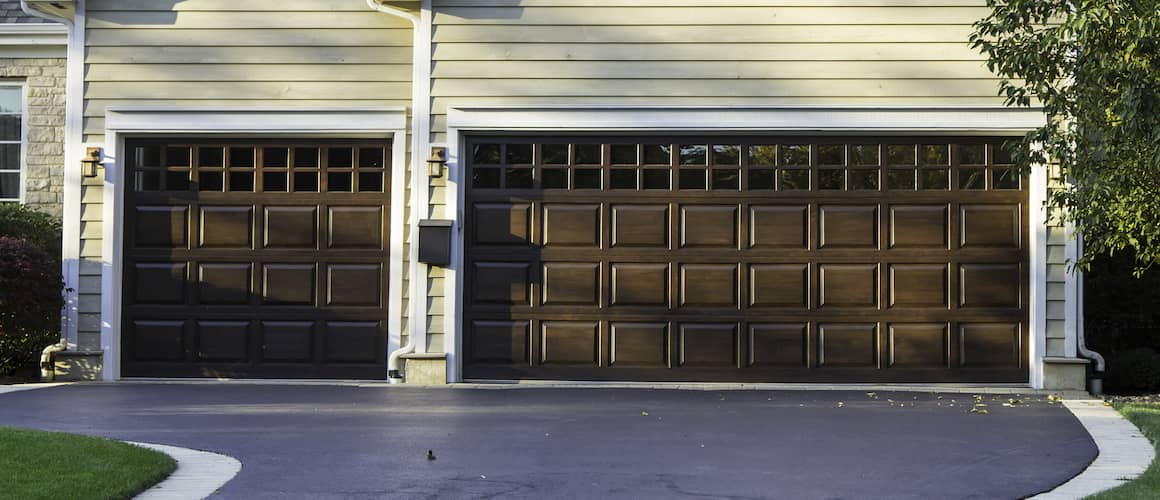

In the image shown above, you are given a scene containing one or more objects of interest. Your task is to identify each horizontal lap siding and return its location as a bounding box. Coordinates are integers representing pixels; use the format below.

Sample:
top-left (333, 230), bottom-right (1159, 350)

top-left (426, 0), bottom-right (1015, 348)
top-left (82, 0), bottom-right (415, 356)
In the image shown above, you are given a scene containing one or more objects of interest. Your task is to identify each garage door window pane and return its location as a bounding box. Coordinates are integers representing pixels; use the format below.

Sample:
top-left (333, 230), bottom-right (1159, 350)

top-left (293, 171), bottom-right (319, 192)
top-left (135, 170), bottom-right (162, 191)
top-left (748, 168), bottom-right (775, 190)
top-left (920, 168), bottom-right (949, 190)
top-left (165, 170), bottom-right (190, 191)
top-left (137, 146), bottom-right (163, 168)
top-left (887, 145), bottom-right (915, 166)
top-left (472, 168), bottom-right (501, 189)
top-left (960, 168), bottom-right (986, 190)
top-left (993, 142), bottom-right (1016, 164)
top-left (574, 144), bottom-right (601, 165)
top-left (573, 168), bottom-right (601, 189)
top-left (994, 167), bottom-right (1020, 190)
top-left (610, 168), bottom-right (637, 189)
top-left (611, 144), bottom-right (638, 165)
top-left (712, 145), bottom-right (741, 166)
top-left (850, 144), bottom-right (880, 166)
top-left (229, 171), bottom-right (254, 192)
top-left (229, 147), bottom-right (255, 168)
top-left (781, 145), bottom-right (809, 166)
top-left (294, 147), bottom-right (319, 168)
top-left (263, 171), bottom-right (288, 192)
top-left (166, 146), bottom-right (191, 167)
top-left (818, 168), bottom-right (844, 190)
top-left (541, 168), bottom-right (568, 189)
top-left (679, 145), bottom-right (707, 165)
top-left (542, 144), bottom-right (569, 165)
top-left (887, 169), bottom-right (915, 190)
top-left (264, 148), bottom-right (289, 167)
top-left (678, 169), bottom-right (706, 190)
top-left (959, 145), bottom-right (986, 165)
top-left (327, 172), bottom-right (353, 192)
top-left (921, 145), bottom-right (950, 166)
top-left (643, 145), bottom-right (671, 165)
top-left (849, 169), bottom-right (879, 190)
top-left (749, 145), bottom-right (777, 166)
top-left (642, 169), bottom-right (670, 190)
top-left (358, 148), bottom-right (384, 168)
top-left (505, 168), bottom-right (533, 189)
top-left (472, 144), bottom-right (501, 164)
top-left (818, 144), bottom-right (845, 166)
top-left (199, 147), bottom-right (224, 167)
top-left (198, 170), bottom-right (224, 191)
top-left (506, 144), bottom-right (533, 165)
top-left (712, 169), bottom-right (739, 190)
top-left (358, 172), bottom-right (383, 192)
top-left (781, 169), bottom-right (809, 190)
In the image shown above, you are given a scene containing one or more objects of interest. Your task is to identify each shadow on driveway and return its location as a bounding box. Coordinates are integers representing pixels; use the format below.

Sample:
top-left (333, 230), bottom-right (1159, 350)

top-left (0, 384), bottom-right (1095, 499)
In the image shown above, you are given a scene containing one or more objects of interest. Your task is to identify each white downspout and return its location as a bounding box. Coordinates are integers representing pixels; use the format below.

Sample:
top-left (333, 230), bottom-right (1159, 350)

top-left (1074, 235), bottom-right (1106, 393)
top-left (366, 0), bottom-right (431, 383)
top-left (22, 1), bottom-right (84, 368)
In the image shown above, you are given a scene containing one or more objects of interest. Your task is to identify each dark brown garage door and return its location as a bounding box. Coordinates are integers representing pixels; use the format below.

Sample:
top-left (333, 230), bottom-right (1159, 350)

top-left (463, 136), bottom-right (1029, 382)
top-left (122, 139), bottom-right (391, 378)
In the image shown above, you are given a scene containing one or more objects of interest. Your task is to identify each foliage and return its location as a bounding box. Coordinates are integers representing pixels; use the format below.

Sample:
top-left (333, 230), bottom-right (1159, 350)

top-left (1086, 403), bottom-right (1160, 499)
top-left (0, 427), bottom-right (175, 500)
top-left (1105, 348), bottom-right (1160, 394)
top-left (0, 204), bottom-right (60, 263)
top-left (971, 0), bottom-right (1160, 273)
top-left (0, 237), bottom-right (62, 376)
top-left (1084, 252), bottom-right (1160, 361)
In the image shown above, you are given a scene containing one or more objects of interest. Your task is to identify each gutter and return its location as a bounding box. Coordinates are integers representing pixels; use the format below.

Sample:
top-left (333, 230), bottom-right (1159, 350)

top-left (1075, 235), bottom-right (1106, 394)
top-left (21, 0), bottom-right (83, 360)
top-left (366, 0), bottom-right (433, 383)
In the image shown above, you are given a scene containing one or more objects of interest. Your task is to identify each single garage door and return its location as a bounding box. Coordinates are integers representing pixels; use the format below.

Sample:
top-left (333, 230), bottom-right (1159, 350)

top-left (122, 139), bottom-right (391, 378)
top-left (463, 136), bottom-right (1028, 382)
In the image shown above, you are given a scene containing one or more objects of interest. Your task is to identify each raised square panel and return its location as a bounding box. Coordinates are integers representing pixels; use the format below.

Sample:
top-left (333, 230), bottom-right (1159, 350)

top-left (889, 264), bottom-right (948, 308)
top-left (889, 323), bottom-right (948, 367)
top-left (820, 205), bottom-right (877, 248)
top-left (264, 207), bottom-right (317, 248)
top-left (961, 205), bottom-right (1020, 248)
top-left (611, 322), bottom-right (666, 367)
top-left (680, 205), bottom-right (738, 248)
top-left (262, 264), bottom-right (315, 305)
top-left (611, 263), bottom-right (668, 306)
top-left (328, 206), bottom-right (382, 249)
top-left (542, 262), bottom-right (599, 306)
top-left (135, 206), bottom-right (187, 248)
top-left (890, 205), bottom-right (948, 248)
top-left (749, 264), bottom-right (808, 308)
top-left (325, 321), bottom-right (381, 362)
top-left (679, 323), bottom-right (737, 367)
top-left (818, 323), bottom-right (877, 367)
top-left (134, 263), bottom-right (186, 304)
top-left (612, 205), bottom-right (668, 247)
top-left (960, 263), bottom-right (1020, 307)
top-left (199, 206), bottom-right (252, 248)
top-left (680, 264), bottom-right (738, 307)
top-left (132, 320), bottom-right (184, 361)
top-left (471, 320), bottom-right (529, 364)
top-left (960, 323), bottom-right (1020, 367)
top-left (749, 205), bottom-right (807, 249)
top-left (328, 264), bottom-right (382, 306)
top-left (473, 262), bottom-right (530, 305)
top-left (543, 204), bottom-right (600, 247)
top-left (198, 263), bottom-right (252, 305)
top-left (749, 323), bottom-right (807, 367)
top-left (540, 321), bottom-right (598, 366)
top-left (261, 321), bottom-right (313, 362)
top-left (473, 203), bottom-right (531, 246)
top-left (195, 320), bottom-right (248, 361)
top-left (819, 264), bottom-right (878, 308)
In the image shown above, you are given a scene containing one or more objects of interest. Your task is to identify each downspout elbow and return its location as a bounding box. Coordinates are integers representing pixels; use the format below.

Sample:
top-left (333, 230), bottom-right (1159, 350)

top-left (40, 340), bottom-right (67, 381)
top-left (366, 0), bottom-right (419, 26)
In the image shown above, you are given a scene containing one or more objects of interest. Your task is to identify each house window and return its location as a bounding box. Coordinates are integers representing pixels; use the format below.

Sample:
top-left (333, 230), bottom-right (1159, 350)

top-left (0, 84), bottom-right (23, 202)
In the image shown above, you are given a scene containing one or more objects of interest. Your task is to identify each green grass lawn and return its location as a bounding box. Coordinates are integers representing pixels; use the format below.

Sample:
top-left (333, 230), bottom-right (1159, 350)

top-left (1086, 403), bottom-right (1160, 500)
top-left (0, 426), bottom-right (176, 500)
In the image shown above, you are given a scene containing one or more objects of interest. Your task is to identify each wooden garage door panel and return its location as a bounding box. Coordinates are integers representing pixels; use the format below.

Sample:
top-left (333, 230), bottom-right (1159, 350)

top-left (464, 137), bottom-right (1027, 383)
top-left (123, 140), bottom-right (391, 379)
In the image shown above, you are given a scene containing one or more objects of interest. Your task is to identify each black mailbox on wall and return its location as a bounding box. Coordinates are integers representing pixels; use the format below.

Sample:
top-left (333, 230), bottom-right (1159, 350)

top-left (418, 219), bottom-right (453, 266)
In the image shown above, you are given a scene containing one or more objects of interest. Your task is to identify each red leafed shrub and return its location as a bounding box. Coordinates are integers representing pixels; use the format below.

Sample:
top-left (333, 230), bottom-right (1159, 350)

top-left (0, 237), bottom-right (63, 376)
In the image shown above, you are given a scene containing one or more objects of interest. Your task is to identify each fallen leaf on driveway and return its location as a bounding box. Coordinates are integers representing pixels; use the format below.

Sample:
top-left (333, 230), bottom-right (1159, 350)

top-left (641, 410), bottom-right (649, 416)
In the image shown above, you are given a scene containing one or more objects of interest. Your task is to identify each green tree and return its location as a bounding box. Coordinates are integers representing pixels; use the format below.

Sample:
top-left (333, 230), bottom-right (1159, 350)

top-left (970, 0), bottom-right (1160, 273)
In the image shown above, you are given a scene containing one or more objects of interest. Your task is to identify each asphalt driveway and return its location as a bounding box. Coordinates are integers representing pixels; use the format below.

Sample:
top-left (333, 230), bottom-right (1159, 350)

top-left (0, 384), bottom-right (1095, 499)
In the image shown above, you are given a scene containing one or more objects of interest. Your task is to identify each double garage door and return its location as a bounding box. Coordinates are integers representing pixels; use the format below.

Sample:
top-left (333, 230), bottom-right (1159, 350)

top-left (463, 136), bottom-right (1029, 383)
top-left (122, 139), bottom-right (391, 378)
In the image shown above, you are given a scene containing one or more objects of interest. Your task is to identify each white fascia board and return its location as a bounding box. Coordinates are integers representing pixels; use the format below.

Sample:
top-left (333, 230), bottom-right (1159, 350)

top-left (105, 107), bottom-right (408, 135)
top-left (0, 24), bottom-right (67, 45)
top-left (446, 105), bottom-right (1047, 133)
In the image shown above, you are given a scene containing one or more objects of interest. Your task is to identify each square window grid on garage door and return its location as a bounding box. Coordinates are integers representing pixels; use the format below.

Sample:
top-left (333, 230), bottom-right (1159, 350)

top-left (122, 140), bottom-right (391, 379)
top-left (463, 137), bottom-right (1028, 383)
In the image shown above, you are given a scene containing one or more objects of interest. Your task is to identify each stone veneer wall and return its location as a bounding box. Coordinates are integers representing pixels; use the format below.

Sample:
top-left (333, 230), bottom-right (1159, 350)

top-left (0, 57), bottom-right (65, 217)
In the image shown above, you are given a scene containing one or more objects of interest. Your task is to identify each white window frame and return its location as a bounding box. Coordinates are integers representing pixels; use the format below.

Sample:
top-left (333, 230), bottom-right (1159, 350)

top-left (0, 81), bottom-right (26, 203)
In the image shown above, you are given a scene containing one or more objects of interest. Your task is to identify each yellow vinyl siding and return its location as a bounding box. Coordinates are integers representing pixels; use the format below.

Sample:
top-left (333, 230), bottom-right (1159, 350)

top-left (81, 0), bottom-right (414, 354)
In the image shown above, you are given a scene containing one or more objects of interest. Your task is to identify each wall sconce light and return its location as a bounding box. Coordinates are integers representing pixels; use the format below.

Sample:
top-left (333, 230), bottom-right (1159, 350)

top-left (426, 146), bottom-right (446, 179)
top-left (81, 147), bottom-right (102, 178)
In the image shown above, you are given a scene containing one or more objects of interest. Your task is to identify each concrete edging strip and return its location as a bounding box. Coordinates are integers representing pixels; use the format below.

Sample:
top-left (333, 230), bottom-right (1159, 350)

top-left (128, 442), bottom-right (241, 500)
top-left (1031, 399), bottom-right (1155, 499)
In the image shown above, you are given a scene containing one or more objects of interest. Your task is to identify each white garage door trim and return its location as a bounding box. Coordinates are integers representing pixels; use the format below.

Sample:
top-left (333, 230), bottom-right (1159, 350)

top-left (443, 105), bottom-right (1049, 386)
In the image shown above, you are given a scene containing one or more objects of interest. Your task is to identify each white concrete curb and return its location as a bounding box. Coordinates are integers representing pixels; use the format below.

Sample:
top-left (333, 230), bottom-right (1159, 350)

top-left (128, 442), bottom-right (241, 500)
top-left (1031, 399), bottom-right (1154, 499)
top-left (0, 382), bottom-right (71, 395)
